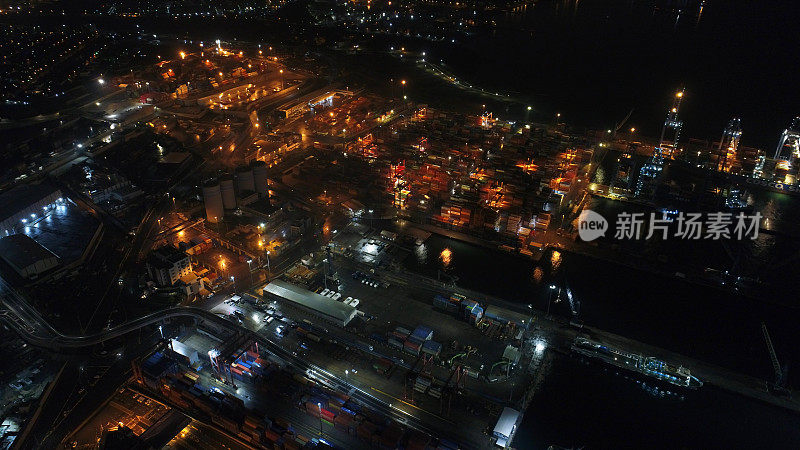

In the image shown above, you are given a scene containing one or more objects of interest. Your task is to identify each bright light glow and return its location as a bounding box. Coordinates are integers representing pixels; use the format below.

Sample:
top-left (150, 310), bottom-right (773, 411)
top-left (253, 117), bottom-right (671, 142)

top-left (440, 248), bottom-right (452, 267)
top-left (98, 78), bottom-right (105, 85)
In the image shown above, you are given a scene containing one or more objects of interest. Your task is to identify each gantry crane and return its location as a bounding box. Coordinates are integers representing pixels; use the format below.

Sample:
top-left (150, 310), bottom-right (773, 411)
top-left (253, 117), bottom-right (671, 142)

top-left (761, 321), bottom-right (790, 396)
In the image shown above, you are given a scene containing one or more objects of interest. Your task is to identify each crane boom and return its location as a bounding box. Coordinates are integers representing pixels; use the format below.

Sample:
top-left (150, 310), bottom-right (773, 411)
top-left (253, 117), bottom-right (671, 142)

top-left (614, 108), bottom-right (635, 133)
top-left (761, 321), bottom-right (782, 383)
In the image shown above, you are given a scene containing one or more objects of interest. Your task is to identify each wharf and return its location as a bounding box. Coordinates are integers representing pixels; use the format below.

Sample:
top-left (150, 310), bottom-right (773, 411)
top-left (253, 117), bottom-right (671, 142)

top-left (345, 249), bottom-right (800, 416)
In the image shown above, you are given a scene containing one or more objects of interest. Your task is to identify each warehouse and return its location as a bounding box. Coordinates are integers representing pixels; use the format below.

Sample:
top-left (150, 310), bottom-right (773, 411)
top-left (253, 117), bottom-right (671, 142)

top-left (0, 183), bottom-right (63, 235)
top-left (492, 407), bottom-right (520, 448)
top-left (0, 234), bottom-right (60, 279)
top-left (262, 279), bottom-right (357, 327)
top-left (483, 305), bottom-right (530, 329)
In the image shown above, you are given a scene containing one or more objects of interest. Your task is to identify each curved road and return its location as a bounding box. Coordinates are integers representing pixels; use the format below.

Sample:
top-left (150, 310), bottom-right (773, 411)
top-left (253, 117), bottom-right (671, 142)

top-left (0, 285), bottom-right (473, 448)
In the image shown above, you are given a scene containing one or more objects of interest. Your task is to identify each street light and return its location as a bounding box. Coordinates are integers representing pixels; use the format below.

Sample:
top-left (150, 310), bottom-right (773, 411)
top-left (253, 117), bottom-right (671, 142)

top-left (265, 251), bottom-right (271, 280)
top-left (547, 284), bottom-right (556, 316)
top-left (317, 403), bottom-right (323, 434)
top-left (247, 259), bottom-right (253, 286)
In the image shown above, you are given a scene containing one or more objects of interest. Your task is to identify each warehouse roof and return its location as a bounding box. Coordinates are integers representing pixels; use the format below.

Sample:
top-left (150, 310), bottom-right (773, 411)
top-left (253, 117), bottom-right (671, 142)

top-left (263, 279), bottom-right (357, 326)
top-left (0, 234), bottom-right (59, 269)
top-left (493, 407), bottom-right (520, 444)
top-left (484, 305), bottom-right (530, 327)
top-left (0, 182), bottom-right (60, 222)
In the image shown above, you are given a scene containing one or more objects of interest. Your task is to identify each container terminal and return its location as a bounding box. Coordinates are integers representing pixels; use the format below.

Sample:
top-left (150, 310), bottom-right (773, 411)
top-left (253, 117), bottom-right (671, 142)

top-left (1, 28), bottom-right (800, 450)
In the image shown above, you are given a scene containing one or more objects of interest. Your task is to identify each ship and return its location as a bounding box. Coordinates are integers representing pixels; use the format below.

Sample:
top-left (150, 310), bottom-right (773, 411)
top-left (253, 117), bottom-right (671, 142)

top-left (571, 337), bottom-right (703, 389)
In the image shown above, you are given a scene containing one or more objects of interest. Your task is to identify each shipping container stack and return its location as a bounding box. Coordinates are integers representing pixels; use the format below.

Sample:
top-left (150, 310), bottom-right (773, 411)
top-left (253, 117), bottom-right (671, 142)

top-left (460, 298), bottom-right (484, 325)
top-left (432, 294), bottom-right (460, 314)
top-left (136, 351), bottom-right (179, 391)
top-left (372, 358), bottom-right (393, 376)
top-left (421, 340), bottom-right (442, 358)
top-left (387, 326), bottom-right (410, 350)
top-left (413, 375), bottom-right (431, 394)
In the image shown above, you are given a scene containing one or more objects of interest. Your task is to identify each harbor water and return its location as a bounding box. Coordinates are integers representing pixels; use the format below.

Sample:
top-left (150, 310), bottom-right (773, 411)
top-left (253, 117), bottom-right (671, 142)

top-left (403, 230), bottom-right (800, 448)
top-left (513, 355), bottom-right (800, 449)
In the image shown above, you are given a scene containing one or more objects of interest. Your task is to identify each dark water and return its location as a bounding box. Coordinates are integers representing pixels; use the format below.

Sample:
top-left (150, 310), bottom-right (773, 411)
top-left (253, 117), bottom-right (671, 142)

top-left (514, 356), bottom-right (800, 449)
top-left (403, 230), bottom-right (800, 447)
top-left (356, 0), bottom-right (800, 149)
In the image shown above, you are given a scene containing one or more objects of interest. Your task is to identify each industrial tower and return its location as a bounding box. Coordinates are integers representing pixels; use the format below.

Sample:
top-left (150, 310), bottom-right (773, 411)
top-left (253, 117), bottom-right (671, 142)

top-left (636, 89), bottom-right (684, 198)
top-left (657, 88), bottom-right (685, 158)
top-left (772, 117), bottom-right (800, 184)
top-left (717, 117), bottom-right (742, 172)
top-left (774, 117), bottom-right (800, 163)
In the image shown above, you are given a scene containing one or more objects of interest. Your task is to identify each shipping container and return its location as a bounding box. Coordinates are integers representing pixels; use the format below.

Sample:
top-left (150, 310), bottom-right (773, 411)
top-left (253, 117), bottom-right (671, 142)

top-left (421, 340), bottom-right (442, 356)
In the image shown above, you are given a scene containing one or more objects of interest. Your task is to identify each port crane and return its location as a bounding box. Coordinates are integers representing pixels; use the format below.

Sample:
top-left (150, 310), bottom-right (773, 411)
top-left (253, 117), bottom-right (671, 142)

top-left (612, 108), bottom-right (634, 139)
top-left (760, 321), bottom-right (790, 396)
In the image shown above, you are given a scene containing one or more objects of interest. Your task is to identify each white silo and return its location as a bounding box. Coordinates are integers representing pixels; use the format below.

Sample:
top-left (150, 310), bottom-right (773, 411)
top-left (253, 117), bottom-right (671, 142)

top-left (252, 160), bottom-right (269, 198)
top-left (220, 175), bottom-right (236, 209)
top-left (202, 180), bottom-right (224, 223)
top-left (236, 165), bottom-right (255, 193)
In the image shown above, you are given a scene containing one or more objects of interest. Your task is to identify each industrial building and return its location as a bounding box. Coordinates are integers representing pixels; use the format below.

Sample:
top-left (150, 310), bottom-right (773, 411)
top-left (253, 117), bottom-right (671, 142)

top-left (262, 279), bottom-right (357, 327)
top-left (275, 90), bottom-right (353, 119)
top-left (483, 305), bottom-right (530, 329)
top-left (0, 183), bottom-right (64, 235)
top-left (492, 407), bottom-right (520, 448)
top-left (202, 162), bottom-right (271, 222)
top-left (236, 165), bottom-right (255, 194)
top-left (202, 179), bottom-right (224, 223)
top-left (146, 246), bottom-right (192, 287)
top-left (0, 234), bottom-right (60, 279)
top-left (252, 160), bottom-right (269, 199)
top-left (220, 175), bottom-right (236, 210)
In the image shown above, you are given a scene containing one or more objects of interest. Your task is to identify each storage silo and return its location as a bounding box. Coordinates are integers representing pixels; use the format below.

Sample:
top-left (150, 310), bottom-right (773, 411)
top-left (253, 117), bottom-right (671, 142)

top-left (220, 175), bottom-right (236, 210)
top-left (202, 180), bottom-right (224, 223)
top-left (252, 160), bottom-right (269, 198)
top-left (236, 165), bottom-right (255, 194)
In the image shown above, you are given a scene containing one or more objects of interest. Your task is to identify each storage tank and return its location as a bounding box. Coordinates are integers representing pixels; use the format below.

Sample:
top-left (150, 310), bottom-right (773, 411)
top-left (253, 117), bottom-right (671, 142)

top-left (236, 165), bottom-right (255, 194)
top-left (252, 160), bottom-right (269, 198)
top-left (220, 175), bottom-right (236, 209)
top-left (202, 180), bottom-right (224, 223)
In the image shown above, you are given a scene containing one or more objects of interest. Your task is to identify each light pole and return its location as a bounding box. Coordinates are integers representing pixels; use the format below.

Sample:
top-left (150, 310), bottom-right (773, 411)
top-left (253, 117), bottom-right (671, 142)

top-left (526, 304), bottom-right (533, 331)
top-left (279, 69), bottom-right (283, 90)
top-left (317, 403), bottom-right (323, 434)
top-left (247, 259), bottom-right (253, 286)
top-left (401, 79), bottom-right (406, 100)
top-left (547, 284), bottom-right (556, 316)
top-left (265, 251), bottom-right (271, 280)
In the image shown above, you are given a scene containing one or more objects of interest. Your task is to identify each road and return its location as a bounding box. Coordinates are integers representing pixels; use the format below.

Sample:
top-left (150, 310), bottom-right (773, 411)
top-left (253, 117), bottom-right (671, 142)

top-left (2, 276), bottom-right (476, 447)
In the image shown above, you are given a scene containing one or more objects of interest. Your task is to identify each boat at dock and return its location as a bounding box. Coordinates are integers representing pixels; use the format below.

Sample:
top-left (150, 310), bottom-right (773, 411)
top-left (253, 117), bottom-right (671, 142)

top-left (571, 337), bottom-right (703, 390)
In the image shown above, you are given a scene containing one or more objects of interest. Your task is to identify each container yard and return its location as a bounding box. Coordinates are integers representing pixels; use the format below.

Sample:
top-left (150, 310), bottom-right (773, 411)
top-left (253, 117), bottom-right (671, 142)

top-left (131, 337), bottom-right (482, 450)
